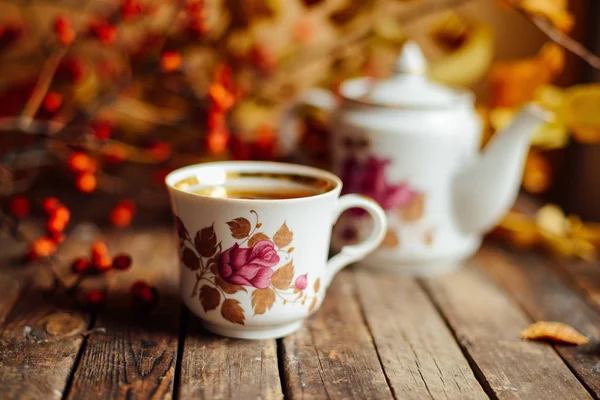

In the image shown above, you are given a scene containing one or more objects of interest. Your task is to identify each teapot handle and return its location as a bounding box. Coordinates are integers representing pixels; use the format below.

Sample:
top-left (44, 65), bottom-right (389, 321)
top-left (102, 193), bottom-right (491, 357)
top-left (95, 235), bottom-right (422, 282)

top-left (324, 194), bottom-right (387, 288)
top-left (279, 88), bottom-right (338, 155)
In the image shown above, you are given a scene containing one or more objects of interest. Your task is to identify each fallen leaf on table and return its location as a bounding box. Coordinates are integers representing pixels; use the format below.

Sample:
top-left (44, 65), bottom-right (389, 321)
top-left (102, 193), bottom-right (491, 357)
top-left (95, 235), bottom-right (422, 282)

top-left (520, 321), bottom-right (589, 345)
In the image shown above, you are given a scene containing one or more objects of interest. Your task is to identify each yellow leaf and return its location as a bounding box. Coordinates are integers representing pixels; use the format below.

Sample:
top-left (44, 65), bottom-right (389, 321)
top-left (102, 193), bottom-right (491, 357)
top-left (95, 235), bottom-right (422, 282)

top-left (313, 278), bottom-right (321, 293)
top-left (520, 321), bottom-right (589, 345)
top-left (564, 84), bottom-right (600, 143)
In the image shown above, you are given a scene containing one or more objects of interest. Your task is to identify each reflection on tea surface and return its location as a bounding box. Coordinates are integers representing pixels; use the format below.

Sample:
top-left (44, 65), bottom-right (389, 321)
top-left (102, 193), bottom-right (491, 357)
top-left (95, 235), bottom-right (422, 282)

top-left (192, 186), bottom-right (320, 200)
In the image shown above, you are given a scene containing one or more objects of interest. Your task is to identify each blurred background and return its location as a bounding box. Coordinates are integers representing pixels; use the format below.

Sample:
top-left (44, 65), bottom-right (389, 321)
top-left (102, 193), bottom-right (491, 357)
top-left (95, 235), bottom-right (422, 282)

top-left (1, 0), bottom-right (599, 260)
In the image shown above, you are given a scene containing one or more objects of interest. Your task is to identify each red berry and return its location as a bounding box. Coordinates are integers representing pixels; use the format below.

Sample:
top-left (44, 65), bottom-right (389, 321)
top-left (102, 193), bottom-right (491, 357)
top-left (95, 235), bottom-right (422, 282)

top-left (112, 254), bottom-right (132, 270)
top-left (84, 290), bottom-right (105, 305)
top-left (131, 280), bottom-right (148, 296)
top-left (53, 15), bottom-right (70, 33)
top-left (160, 51), bottom-right (182, 72)
top-left (90, 120), bottom-right (112, 140)
top-left (44, 91), bottom-right (63, 113)
top-left (71, 258), bottom-right (90, 274)
top-left (139, 286), bottom-right (157, 303)
top-left (9, 196), bottom-right (30, 218)
top-left (42, 197), bottom-right (60, 214)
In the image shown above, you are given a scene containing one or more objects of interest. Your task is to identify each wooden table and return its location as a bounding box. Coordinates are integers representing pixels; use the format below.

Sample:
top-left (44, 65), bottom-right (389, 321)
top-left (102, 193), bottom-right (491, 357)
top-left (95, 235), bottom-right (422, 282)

top-left (1, 223), bottom-right (599, 399)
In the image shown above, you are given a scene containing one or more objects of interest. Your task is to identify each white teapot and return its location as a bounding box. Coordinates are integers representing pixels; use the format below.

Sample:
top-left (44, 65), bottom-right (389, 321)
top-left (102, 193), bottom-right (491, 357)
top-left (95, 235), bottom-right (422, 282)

top-left (290, 41), bottom-right (551, 276)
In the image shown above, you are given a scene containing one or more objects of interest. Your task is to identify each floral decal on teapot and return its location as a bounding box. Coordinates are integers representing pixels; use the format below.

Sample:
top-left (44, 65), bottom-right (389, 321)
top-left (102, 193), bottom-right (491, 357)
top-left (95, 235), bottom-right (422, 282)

top-left (175, 211), bottom-right (321, 326)
top-left (339, 153), bottom-right (433, 248)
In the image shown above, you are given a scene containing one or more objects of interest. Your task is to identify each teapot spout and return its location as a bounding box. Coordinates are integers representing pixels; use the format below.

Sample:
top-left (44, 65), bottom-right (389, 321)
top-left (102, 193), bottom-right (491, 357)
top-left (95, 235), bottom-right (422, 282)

top-left (452, 104), bottom-right (552, 234)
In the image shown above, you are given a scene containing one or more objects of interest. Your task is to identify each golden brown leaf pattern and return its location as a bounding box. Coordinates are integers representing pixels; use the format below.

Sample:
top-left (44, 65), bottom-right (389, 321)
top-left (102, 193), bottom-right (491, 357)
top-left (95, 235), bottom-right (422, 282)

top-left (221, 299), bottom-right (245, 325)
top-left (271, 260), bottom-right (294, 289)
top-left (381, 228), bottom-right (400, 248)
top-left (182, 248), bottom-right (200, 271)
top-left (423, 230), bottom-right (434, 246)
top-left (313, 278), bottom-right (321, 293)
top-left (251, 288), bottom-right (276, 315)
top-left (248, 232), bottom-right (270, 247)
top-left (216, 276), bottom-right (247, 294)
top-left (195, 224), bottom-right (217, 257)
top-left (308, 297), bottom-right (318, 312)
top-left (199, 285), bottom-right (221, 312)
top-left (273, 222), bottom-right (293, 248)
top-left (399, 194), bottom-right (425, 222)
top-left (227, 217), bottom-right (251, 239)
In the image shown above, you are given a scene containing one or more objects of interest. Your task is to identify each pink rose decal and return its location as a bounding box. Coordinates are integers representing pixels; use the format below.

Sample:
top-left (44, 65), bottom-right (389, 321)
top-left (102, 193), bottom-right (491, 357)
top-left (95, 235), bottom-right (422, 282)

top-left (219, 240), bottom-right (280, 289)
top-left (341, 155), bottom-right (420, 216)
top-left (295, 274), bottom-right (307, 290)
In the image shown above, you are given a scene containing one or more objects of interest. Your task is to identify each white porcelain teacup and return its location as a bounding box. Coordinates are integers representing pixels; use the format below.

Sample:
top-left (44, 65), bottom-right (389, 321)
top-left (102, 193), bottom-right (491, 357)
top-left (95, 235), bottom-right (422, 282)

top-left (165, 161), bottom-right (387, 339)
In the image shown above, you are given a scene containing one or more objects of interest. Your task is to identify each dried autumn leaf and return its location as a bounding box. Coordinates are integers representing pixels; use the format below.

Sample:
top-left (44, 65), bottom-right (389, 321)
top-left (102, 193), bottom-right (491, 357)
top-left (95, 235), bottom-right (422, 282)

top-left (182, 248), bottom-right (200, 271)
top-left (381, 228), bottom-right (400, 248)
top-left (248, 232), bottom-right (270, 247)
top-left (195, 224), bottom-right (218, 257)
top-left (216, 276), bottom-right (247, 294)
top-left (221, 298), bottom-right (245, 325)
top-left (520, 321), bottom-right (589, 345)
top-left (273, 222), bottom-right (293, 248)
top-left (271, 260), bottom-right (294, 290)
top-left (227, 217), bottom-right (251, 239)
top-left (523, 151), bottom-right (552, 194)
top-left (564, 84), bottom-right (600, 144)
top-left (313, 278), bottom-right (321, 293)
top-left (518, 0), bottom-right (574, 33)
top-left (251, 287), bottom-right (276, 315)
top-left (308, 297), bottom-right (318, 312)
top-left (489, 43), bottom-right (564, 108)
top-left (199, 285), bottom-right (221, 312)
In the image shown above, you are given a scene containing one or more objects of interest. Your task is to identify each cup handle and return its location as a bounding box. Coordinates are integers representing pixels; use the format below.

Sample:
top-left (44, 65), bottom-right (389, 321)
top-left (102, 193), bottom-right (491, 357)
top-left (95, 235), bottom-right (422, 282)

top-left (324, 194), bottom-right (388, 287)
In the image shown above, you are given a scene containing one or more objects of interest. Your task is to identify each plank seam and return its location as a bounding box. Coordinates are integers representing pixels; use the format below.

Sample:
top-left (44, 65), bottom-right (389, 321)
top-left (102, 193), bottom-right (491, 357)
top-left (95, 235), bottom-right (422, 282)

top-left (416, 279), bottom-right (496, 400)
top-left (351, 270), bottom-right (397, 400)
top-left (60, 313), bottom-right (97, 400)
top-left (172, 305), bottom-right (188, 400)
top-left (498, 250), bottom-right (600, 400)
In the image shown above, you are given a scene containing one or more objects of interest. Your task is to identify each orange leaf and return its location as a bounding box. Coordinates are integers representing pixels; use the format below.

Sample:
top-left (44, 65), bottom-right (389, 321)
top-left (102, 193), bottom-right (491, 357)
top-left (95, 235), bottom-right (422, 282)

top-left (520, 321), bottom-right (589, 345)
top-left (251, 288), bottom-right (276, 315)
top-left (313, 278), bottom-right (321, 293)
top-left (221, 299), bottom-right (245, 325)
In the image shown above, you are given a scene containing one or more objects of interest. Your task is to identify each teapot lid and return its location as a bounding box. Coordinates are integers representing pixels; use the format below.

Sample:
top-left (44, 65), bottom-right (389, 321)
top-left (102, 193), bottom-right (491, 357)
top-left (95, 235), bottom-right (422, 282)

top-left (340, 41), bottom-right (468, 108)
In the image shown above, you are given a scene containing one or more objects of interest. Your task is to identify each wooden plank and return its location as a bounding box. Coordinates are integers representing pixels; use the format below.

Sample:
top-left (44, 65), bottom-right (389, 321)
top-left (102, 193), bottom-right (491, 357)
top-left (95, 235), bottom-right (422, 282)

top-left (354, 270), bottom-right (486, 400)
top-left (0, 226), bottom-right (93, 400)
top-left (68, 228), bottom-right (180, 400)
top-left (546, 257), bottom-right (600, 311)
top-left (479, 246), bottom-right (600, 397)
top-left (178, 316), bottom-right (282, 399)
top-left (0, 275), bottom-right (23, 325)
top-left (422, 260), bottom-right (592, 400)
top-left (281, 271), bottom-right (392, 400)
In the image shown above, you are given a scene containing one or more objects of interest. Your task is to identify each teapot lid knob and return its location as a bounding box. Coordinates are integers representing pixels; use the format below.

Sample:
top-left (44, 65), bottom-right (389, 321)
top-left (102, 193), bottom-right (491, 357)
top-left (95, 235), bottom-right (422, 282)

top-left (395, 41), bottom-right (427, 75)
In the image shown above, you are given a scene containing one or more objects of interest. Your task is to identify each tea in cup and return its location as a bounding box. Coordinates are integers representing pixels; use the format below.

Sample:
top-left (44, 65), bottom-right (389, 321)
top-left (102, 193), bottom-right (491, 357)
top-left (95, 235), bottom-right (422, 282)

top-left (165, 161), bottom-right (387, 339)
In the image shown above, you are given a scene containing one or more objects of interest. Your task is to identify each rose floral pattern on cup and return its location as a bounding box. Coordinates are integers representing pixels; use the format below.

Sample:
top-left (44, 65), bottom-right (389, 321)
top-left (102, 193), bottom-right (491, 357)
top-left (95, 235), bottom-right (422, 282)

top-left (338, 152), bottom-right (432, 248)
top-left (175, 210), bottom-right (321, 326)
